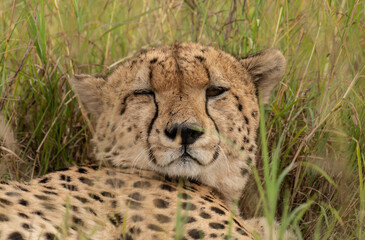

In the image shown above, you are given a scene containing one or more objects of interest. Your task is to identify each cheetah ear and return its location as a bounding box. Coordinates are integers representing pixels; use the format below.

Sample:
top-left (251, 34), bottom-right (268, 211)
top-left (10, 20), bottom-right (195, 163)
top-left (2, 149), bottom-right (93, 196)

top-left (70, 74), bottom-right (107, 117)
top-left (240, 49), bottom-right (286, 104)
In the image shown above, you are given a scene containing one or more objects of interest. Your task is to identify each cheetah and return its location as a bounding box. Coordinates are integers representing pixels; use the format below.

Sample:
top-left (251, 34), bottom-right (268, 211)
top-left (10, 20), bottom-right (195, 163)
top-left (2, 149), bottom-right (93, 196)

top-left (0, 43), bottom-right (291, 239)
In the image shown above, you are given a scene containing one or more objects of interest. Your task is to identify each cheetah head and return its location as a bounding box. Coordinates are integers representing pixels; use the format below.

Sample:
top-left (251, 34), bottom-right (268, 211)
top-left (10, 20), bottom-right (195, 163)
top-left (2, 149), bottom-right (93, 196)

top-left (71, 43), bottom-right (285, 204)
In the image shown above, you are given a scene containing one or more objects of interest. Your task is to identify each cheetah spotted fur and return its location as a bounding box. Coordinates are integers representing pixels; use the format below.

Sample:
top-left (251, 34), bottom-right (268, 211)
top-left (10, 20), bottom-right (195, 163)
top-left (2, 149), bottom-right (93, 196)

top-left (0, 43), bottom-right (293, 239)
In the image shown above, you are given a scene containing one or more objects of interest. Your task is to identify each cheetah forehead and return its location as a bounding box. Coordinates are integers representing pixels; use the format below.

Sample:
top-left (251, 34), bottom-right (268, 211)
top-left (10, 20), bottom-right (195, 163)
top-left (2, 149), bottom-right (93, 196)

top-left (109, 42), bottom-right (249, 94)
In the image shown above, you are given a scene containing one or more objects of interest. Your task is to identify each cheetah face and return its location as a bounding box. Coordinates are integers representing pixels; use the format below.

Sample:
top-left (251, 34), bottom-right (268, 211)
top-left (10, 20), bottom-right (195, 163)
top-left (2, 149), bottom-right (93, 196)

top-left (71, 43), bottom-right (285, 203)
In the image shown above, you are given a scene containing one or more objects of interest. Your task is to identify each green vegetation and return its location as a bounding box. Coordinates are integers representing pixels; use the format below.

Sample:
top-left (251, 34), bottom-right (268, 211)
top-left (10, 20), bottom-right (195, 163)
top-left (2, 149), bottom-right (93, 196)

top-left (0, 0), bottom-right (363, 239)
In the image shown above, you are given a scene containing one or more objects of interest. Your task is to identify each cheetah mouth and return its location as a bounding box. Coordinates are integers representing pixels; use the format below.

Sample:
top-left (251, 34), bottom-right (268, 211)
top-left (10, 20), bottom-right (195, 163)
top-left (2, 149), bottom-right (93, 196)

top-left (148, 144), bottom-right (220, 169)
top-left (166, 145), bottom-right (220, 167)
top-left (178, 152), bottom-right (200, 165)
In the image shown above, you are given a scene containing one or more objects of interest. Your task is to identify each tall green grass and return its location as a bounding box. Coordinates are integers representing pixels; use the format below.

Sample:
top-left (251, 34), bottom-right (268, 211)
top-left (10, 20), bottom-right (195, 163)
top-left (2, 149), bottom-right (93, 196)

top-left (0, 0), bottom-right (363, 239)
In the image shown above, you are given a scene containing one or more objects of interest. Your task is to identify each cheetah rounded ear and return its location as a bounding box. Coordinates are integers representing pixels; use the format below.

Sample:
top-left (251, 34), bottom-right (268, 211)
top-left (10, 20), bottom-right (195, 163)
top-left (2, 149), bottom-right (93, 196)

top-left (70, 74), bottom-right (107, 118)
top-left (240, 49), bottom-right (286, 104)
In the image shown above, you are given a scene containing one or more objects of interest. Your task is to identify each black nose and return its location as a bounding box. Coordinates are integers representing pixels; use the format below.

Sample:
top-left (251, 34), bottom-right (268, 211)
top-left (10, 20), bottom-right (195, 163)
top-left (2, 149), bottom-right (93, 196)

top-left (164, 123), bottom-right (203, 145)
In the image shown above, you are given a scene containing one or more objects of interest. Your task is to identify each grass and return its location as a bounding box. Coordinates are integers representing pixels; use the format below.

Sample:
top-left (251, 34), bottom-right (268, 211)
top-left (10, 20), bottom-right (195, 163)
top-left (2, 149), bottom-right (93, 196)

top-left (0, 0), bottom-right (364, 239)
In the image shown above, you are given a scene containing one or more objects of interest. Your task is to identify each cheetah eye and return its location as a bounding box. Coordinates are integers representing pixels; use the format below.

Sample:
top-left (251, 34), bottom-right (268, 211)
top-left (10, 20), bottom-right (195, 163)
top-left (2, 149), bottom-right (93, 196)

top-left (133, 89), bottom-right (154, 96)
top-left (206, 86), bottom-right (228, 98)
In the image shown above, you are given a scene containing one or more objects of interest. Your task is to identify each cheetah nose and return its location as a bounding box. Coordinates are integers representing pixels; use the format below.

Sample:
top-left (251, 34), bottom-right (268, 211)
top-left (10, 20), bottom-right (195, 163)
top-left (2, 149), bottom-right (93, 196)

top-left (164, 123), bottom-right (203, 145)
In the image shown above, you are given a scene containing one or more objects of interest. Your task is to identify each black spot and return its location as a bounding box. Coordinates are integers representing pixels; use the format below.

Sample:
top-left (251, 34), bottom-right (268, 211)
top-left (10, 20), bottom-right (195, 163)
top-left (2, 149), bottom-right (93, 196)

top-left (195, 56), bottom-right (205, 62)
top-left (108, 213), bottom-right (123, 226)
top-left (209, 222), bottom-right (225, 229)
top-left (252, 111), bottom-right (258, 118)
top-left (43, 186), bottom-right (55, 190)
top-left (236, 227), bottom-right (248, 236)
top-left (199, 212), bottom-right (211, 219)
top-left (211, 207), bottom-right (225, 215)
top-left (188, 229), bottom-right (204, 239)
top-left (104, 147), bottom-right (111, 152)
top-left (32, 211), bottom-right (43, 216)
top-left (126, 199), bottom-right (142, 209)
top-left (16, 186), bottom-right (29, 192)
top-left (19, 199), bottom-right (28, 206)
top-left (148, 224), bottom-right (164, 232)
top-left (219, 204), bottom-right (229, 211)
top-left (210, 233), bottom-right (218, 238)
top-left (38, 177), bottom-right (49, 184)
top-left (0, 198), bottom-right (12, 205)
top-left (186, 217), bottom-right (196, 223)
top-left (240, 168), bottom-right (249, 177)
top-left (111, 200), bottom-right (118, 208)
top-left (129, 226), bottom-right (141, 235)
top-left (247, 157), bottom-right (253, 165)
top-left (60, 175), bottom-right (71, 182)
top-left (42, 202), bottom-right (56, 210)
top-left (181, 202), bottom-right (196, 211)
top-left (179, 193), bottom-right (192, 200)
top-left (127, 127), bottom-right (132, 132)
top-left (42, 190), bottom-right (58, 195)
top-left (128, 192), bottom-right (145, 201)
top-left (240, 146), bottom-right (245, 150)
top-left (124, 234), bottom-right (133, 240)
top-left (5, 192), bottom-right (20, 197)
top-left (22, 223), bottom-right (31, 230)
top-left (153, 198), bottom-right (169, 208)
top-left (45, 233), bottom-right (58, 240)
top-left (101, 191), bottom-right (115, 198)
top-left (34, 195), bottom-right (50, 201)
top-left (0, 213), bottom-right (9, 221)
top-left (8, 232), bottom-right (24, 240)
top-left (243, 137), bottom-right (249, 143)
top-left (74, 196), bottom-right (88, 203)
top-left (160, 184), bottom-right (175, 192)
top-left (120, 107), bottom-right (126, 115)
top-left (248, 146), bottom-right (254, 152)
top-left (72, 216), bottom-right (84, 226)
top-left (237, 104), bottom-right (242, 111)
top-left (131, 214), bottom-right (143, 222)
top-left (88, 193), bottom-right (103, 202)
top-left (150, 58), bottom-right (158, 64)
top-left (244, 116), bottom-right (249, 124)
top-left (234, 219), bottom-right (244, 228)
top-left (85, 207), bottom-right (97, 216)
top-left (77, 167), bottom-right (88, 174)
top-left (70, 205), bottom-right (78, 212)
top-left (61, 184), bottom-right (78, 191)
top-left (182, 185), bottom-right (198, 192)
top-left (154, 214), bottom-right (171, 223)
top-left (18, 213), bottom-right (28, 219)
top-left (133, 181), bottom-right (151, 188)
top-left (201, 196), bottom-right (213, 203)
top-left (105, 178), bottom-right (124, 188)
top-left (78, 177), bottom-right (94, 186)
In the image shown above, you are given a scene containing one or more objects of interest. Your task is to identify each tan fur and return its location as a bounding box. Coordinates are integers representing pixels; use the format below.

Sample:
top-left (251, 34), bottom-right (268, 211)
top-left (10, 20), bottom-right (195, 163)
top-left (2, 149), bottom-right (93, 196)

top-left (0, 43), bottom-right (290, 240)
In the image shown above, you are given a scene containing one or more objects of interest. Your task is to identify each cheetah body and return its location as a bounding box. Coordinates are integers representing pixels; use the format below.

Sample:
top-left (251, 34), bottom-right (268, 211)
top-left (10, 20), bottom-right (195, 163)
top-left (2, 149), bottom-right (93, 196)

top-left (0, 166), bottom-right (251, 239)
